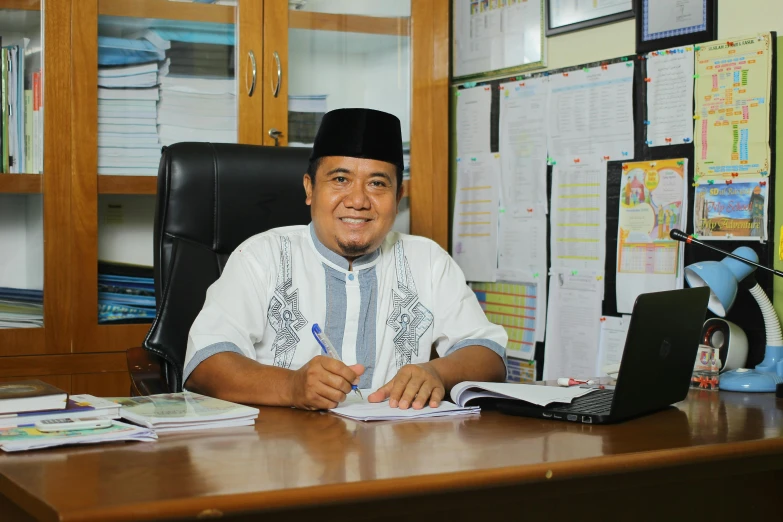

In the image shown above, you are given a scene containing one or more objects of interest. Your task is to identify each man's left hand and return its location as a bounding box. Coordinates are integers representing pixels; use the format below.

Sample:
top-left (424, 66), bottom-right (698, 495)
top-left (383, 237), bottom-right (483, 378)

top-left (367, 363), bottom-right (445, 409)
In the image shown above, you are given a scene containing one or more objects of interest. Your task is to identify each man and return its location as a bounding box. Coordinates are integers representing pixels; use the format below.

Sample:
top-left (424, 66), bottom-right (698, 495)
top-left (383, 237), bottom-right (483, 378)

top-left (184, 108), bottom-right (507, 411)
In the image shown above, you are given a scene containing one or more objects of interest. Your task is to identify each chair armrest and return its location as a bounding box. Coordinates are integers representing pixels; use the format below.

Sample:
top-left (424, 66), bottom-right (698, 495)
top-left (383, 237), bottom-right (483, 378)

top-left (126, 346), bottom-right (168, 396)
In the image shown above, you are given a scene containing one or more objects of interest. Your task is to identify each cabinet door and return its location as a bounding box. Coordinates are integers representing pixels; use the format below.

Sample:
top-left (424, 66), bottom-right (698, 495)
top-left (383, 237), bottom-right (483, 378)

top-left (71, 0), bottom-right (242, 353)
top-left (0, 0), bottom-right (70, 356)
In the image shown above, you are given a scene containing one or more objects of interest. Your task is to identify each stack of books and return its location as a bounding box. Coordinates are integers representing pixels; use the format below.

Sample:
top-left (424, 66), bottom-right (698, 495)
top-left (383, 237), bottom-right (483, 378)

top-left (0, 380), bottom-right (156, 452)
top-left (97, 61), bottom-right (163, 176)
top-left (0, 287), bottom-right (43, 328)
top-left (98, 261), bottom-right (156, 324)
top-left (110, 392), bottom-right (259, 433)
top-left (1, 38), bottom-right (42, 174)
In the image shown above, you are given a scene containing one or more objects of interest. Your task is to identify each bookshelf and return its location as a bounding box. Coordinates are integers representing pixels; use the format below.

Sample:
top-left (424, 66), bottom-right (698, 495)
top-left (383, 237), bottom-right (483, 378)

top-left (0, 0), bottom-right (447, 397)
top-left (0, 174), bottom-right (43, 193)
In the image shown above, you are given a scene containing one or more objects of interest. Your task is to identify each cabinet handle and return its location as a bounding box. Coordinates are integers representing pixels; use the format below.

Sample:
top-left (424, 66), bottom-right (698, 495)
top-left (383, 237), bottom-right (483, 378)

top-left (268, 128), bottom-right (284, 147)
top-left (272, 51), bottom-right (281, 98)
top-left (246, 50), bottom-right (257, 97)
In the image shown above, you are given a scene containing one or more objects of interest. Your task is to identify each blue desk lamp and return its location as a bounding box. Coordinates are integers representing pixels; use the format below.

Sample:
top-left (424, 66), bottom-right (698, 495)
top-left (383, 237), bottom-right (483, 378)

top-left (671, 229), bottom-right (783, 392)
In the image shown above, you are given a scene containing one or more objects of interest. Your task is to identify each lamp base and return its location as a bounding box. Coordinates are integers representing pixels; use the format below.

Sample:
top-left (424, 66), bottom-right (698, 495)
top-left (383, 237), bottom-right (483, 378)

top-left (719, 368), bottom-right (783, 392)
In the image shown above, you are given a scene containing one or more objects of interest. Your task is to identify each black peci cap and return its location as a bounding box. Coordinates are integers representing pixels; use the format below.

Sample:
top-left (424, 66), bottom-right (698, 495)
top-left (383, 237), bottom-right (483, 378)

top-left (310, 108), bottom-right (404, 172)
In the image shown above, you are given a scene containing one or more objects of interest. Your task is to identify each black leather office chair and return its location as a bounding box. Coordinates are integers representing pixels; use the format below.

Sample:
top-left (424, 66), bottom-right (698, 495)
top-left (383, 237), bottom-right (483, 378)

top-left (127, 143), bottom-right (312, 395)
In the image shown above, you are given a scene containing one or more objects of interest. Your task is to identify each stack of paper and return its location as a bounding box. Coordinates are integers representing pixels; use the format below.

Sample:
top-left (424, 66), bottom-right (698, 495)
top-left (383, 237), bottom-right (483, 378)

top-left (110, 392), bottom-right (259, 433)
top-left (0, 421), bottom-right (157, 452)
top-left (329, 393), bottom-right (480, 422)
top-left (97, 61), bottom-right (162, 176)
top-left (0, 287), bottom-right (42, 328)
top-left (154, 33), bottom-right (237, 146)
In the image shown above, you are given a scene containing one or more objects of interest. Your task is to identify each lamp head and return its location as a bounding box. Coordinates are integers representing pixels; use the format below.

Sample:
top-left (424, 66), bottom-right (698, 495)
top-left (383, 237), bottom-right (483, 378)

top-left (685, 247), bottom-right (758, 316)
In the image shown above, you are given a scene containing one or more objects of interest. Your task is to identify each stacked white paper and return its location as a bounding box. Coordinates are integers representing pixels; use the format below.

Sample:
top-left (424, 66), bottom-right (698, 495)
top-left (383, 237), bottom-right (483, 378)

top-left (98, 61), bottom-right (163, 176)
top-left (329, 392), bottom-right (480, 422)
top-left (156, 61), bottom-right (236, 146)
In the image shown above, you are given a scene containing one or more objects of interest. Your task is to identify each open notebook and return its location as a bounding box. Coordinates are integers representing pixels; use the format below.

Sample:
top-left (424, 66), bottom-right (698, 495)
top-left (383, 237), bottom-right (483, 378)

top-left (329, 383), bottom-right (595, 422)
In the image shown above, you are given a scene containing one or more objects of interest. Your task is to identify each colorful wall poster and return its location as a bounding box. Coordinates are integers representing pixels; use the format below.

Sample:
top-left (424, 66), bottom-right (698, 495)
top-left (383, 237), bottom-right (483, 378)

top-left (693, 180), bottom-right (768, 240)
top-left (694, 33), bottom-right (772, 179)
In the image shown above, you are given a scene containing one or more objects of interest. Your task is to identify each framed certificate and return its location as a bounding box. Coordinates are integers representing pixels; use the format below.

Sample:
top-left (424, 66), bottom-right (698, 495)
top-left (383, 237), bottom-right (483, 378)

top-left (635, 0), bottom-right (717, 53)
top-left (546, 0), bottom-right (633, 37)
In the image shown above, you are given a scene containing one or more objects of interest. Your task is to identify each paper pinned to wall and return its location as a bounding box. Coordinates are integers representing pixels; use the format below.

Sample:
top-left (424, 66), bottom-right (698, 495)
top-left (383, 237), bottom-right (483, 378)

top-left (645, 46), bottom-right (695, 147)
top-left (549, 161), bottom-right (607, 272)
top-left (543, 269), bottom-right (603, 381)
top-left (693, 179), bottom-right (768, 241)
top-left (615, 159), bottom-right (687, 313)
top-left (546, 61), bottom-right (635, 163)
top-left (453, 153), bottom-right (500, 282)
top-left (472, 276), bottom-right (538, 361)
top-left (456, 85), bottom-right (492, 155)
top-left (694, 33), bottom-right (772, 179)
top-left (597, 315), bottom-right (631, 377)
top-left (499, 76), bottom-right (549, 212)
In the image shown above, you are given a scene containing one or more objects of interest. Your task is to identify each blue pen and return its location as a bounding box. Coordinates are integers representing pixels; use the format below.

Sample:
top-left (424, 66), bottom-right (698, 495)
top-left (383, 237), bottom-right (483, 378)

top-left (312, 323), bottom-right (363, 399)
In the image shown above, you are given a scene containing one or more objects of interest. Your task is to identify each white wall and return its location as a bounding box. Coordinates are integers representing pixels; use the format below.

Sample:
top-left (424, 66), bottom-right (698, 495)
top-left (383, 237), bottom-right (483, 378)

top-left (542, 0), bottom-right (783, 71)
top-left (0, 195), bottom-right (43, 290)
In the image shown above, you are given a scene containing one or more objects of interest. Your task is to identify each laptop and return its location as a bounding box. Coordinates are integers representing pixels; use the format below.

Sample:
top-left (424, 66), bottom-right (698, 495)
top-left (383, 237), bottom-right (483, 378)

top-left (496, 287), bottom-right (710, 424)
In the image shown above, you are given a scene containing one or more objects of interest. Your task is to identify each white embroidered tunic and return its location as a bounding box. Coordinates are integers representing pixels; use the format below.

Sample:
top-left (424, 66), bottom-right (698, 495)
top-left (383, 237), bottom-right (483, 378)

top-left (184, 224), bottom-right (507, 389)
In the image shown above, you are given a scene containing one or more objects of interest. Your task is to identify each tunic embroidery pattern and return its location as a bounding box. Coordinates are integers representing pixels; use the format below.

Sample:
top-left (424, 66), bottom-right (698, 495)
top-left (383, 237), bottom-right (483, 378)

top-left (386, 241), bottom-right (433, 368)
top-left (267, 237), bottom-right (307, 368)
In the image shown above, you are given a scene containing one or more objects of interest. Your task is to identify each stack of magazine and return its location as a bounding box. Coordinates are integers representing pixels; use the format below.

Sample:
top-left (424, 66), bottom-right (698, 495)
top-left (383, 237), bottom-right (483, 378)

top-left (0, 388), bottom-right (157, 452)
top-left (110, 392), bottom-right (259, 433)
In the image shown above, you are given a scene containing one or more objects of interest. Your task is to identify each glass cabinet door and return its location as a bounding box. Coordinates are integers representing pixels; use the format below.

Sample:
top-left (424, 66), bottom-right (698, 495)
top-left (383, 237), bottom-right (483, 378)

top-left (0, 4), bottom-right (44, 331)
top-left (286, 0), bottom-right (411, 232)
top-left (95, 1), bottom-right (238, 326)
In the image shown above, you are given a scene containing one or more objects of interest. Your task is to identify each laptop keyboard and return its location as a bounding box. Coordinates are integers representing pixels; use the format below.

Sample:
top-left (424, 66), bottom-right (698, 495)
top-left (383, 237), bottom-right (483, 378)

top-left (547, 389), bottom-right (614, 415)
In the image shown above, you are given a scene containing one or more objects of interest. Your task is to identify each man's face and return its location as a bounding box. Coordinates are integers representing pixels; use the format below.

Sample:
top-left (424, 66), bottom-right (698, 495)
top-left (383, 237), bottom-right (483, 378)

top-left (304, 156), bottom-right (402, 259)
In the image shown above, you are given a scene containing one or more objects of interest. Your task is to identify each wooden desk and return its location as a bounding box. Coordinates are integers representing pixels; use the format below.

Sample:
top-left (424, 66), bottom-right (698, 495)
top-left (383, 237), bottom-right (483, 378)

top-left (1, 389), bottom-right (782, 521)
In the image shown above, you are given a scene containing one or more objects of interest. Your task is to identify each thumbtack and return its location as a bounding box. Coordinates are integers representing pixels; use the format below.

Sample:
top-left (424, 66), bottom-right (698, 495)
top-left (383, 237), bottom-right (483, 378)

top-left (727, 41), bottom-right (734, 46)
top-left (583, 67), bottom-right (589, 72)
top-left (499, 208), bottom-right (506, 213)
top-left (761, 171), bottom-right (769, 176)
top-left (643, 120), bottom-right (651, 125)
top-left (456, 157), bottom-right (462, 162)
top-left (520, 82), bottom-right (526, 87)
top-left (621, 57), bottom-right (628, 61)
top-left (693, 74), bottom-right (700, 79)
top-left (731, 172), bottom-right (738, 177)
top-left (694, 115), bottom-right (701, 120)
top-left (603, 156), bottom-right (610, 161)
top-left (622, 164), bottom-right (629, 170)
top-left (692, 182), bottom-right (698, 187)
top-left (483, 86), bottom-right (490, 91)
top-left (693, 175), bottom-right (700, 181)
top-left (693, 233), bottom-right (699, 238)
top-left (760, 181), bottom-right (767, 186)
top-left (600, 317), bottom-right (606, 322)
top-left (596, 275), bottom-right (603, 281)
top-left (650, 162), bottom-right (657, 167)
top-left (533, 273), bottom-right (539, 278)
top-left (571, 270), bottom-right (578, 275)
top-left (725, 180), bottom-right (733, 185)
top-left (665, 137), bottom-right (673, 143)
top-left (726, 233), bottom-right (734, 238)
top-left (574, 158), bottom-right (581, 163)
top-left (708, 180), bottom-right (715, 185)
top-left (645, 140), bottom-right (653, 145)
top-left (626, 62), bottom-right (633, 67)
top-left (644, 77), bottom-right (652, 83)
top-left (601, 64), bottom-right (608, 70)
top-left (695, 46), bottom-right (701, 51)
top-left (622, 151), bottom-right (629, 156)
top-left (684, 138), bottom-right (692, 143)
top-left (527, 208), bottom-right (534, 213)
top-left (471, 157), bottom-right (477, 161)
top-left (551, 160), bottom-right (557, 165)
top-left (563, 72), bottom-right (569, 77)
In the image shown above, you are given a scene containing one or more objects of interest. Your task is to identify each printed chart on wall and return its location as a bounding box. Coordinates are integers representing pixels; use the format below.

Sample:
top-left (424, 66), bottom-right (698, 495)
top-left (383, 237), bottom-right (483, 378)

top-left (547, 61), bottom-right (635, 163)
top-left (615, 159), bottom-right (687, 313)
top-left (550, 161), bottom-right (607, 272)
top-left (694, 33), bottom-right (772, 180)
top-left (453, 153), bottom-right (501, 282)
top-left (472, 279), bottom-right (538, 360)
top-left (693, 180), bottom-right (768, 241)
top-left (645, 46), bottom-right (695, 147)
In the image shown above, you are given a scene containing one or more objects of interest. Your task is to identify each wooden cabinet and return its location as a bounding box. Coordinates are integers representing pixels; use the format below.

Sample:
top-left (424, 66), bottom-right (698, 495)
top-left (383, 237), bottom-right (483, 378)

top-left (0, 0), bottom-right (447, 396)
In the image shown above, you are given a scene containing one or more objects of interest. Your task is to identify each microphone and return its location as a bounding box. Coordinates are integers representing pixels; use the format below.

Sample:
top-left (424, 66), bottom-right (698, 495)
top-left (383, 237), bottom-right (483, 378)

top-left (669, 228), bottom-right (783, 279)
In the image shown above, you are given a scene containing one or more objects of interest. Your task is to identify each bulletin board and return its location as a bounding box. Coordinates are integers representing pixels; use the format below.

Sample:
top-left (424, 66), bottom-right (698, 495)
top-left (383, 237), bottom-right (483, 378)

top-left (451, 37), bottom-right (777, 378)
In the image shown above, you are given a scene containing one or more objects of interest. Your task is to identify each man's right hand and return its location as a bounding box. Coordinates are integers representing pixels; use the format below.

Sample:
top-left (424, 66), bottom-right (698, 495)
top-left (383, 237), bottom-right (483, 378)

top-left (288, 356), bottom-right (364, 410)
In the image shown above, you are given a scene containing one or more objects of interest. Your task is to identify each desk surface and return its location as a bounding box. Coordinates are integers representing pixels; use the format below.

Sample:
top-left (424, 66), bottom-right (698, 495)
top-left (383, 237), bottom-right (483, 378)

top-left (1, 390), bottom-right (783, 522)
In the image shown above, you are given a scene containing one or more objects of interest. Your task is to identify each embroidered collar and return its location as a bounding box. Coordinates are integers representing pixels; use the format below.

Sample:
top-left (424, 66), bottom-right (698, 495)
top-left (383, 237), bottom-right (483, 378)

top-left (308, 223), bottom-right (381, 272)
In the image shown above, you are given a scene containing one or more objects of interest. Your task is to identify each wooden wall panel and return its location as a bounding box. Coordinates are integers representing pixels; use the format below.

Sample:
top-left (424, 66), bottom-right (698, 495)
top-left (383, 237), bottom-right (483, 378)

top-left (410, 0), bottom-right (450, 248)
top-left (238, 0), bottom-right (264, 144)
top-left (262, 0), bottom-right (288, 146)
top-left (0, 353), bottom-right (127, 378)
top-left (72, 372), bottom-right (131, 397)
